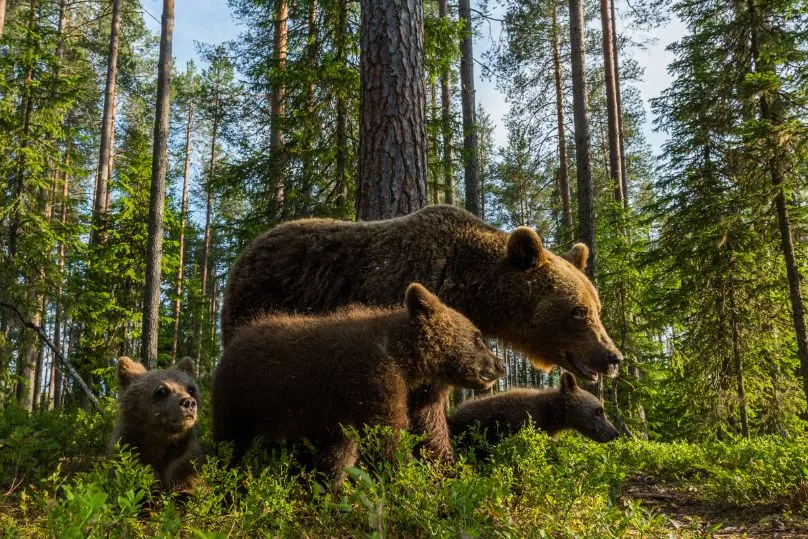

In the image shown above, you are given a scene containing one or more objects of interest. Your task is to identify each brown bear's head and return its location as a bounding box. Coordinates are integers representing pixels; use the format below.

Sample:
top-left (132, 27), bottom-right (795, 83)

top-left (557, 372), bottom-right (618, 442)
top-left (117, 356), bottom-right (199, 440)
top-left (494, 227), bottom-right (622, 382)
top-left (406, 283), bottom-right (505, 390)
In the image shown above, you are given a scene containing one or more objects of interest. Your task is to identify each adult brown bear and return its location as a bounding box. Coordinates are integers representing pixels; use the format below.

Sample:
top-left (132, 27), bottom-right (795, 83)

top-left (221, 205), bottom-right (621, 461)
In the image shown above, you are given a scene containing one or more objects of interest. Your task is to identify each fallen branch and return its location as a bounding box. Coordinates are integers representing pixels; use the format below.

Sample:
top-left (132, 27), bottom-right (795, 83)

top-left (0, 300), bottom-right (102, 411)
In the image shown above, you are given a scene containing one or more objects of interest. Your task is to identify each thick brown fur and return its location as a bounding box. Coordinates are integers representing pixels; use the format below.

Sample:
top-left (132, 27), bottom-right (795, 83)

top-left (449, 372), bottom-right (618, 445)
top-left (111, 357), bottom-right (202, 493)
top-left (212, 283), bottom-right (505, 486)
top-left (221, 205), bottom-right (622, 462)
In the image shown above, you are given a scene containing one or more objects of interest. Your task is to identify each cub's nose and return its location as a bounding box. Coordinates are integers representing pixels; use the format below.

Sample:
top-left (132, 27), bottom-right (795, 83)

top-left (180, 397), bottom-right (196, 412)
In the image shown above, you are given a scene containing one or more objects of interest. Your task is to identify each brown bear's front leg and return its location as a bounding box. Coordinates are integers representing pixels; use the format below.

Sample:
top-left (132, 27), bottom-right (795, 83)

top-left (317, 432), bottom-right (359, 490)
top-left (407, 384), bottom-right (453, 465)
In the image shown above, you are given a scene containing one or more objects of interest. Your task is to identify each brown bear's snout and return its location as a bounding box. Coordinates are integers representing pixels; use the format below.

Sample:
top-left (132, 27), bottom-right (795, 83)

top-left (180, 397), bottom-right (197, 415)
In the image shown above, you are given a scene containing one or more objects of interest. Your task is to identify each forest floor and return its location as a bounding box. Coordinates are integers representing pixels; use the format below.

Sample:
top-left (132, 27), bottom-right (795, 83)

top-left (623, 477), bottom-right (808, 537)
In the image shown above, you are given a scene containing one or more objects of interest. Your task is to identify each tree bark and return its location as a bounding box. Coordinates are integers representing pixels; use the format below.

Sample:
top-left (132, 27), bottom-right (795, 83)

top-left (551, 2), bottom-right (573, 245)
top-left (569, 0), bottom-right (597, 281)
top-left (269, 0), bottom-right (288, 217)
top-left (195, 107), bottom-right (218, 369)
top-left (357, 0), bottom-right (427, 220)
top-left (748, 0), bottom-right (808, 406)
top-left (171, 102), bottom-right (193, 362)
top-left (438, 0), bottom-right (454, 206)
top-left (458, 0), bottom-right (479, 217)
top-left (334, 0), bottom-right (349, 209)
top-left (50, 159), bottom-right (70, 410)
top-left (141, 0), bottom-right (175, 367)
top-left (0, 0), bottom-right (6, 36)
top-left (600, 0), bottom-right (623, 204)
top-left (91, 0), bottom-right (122, 246)
top-left (729, 286), bottom-right (750, 437)
top-left (610, 0), bottom-right (628, 201)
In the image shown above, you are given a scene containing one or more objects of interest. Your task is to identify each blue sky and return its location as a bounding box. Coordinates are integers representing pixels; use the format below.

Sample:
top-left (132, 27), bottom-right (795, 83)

top-left (142, 0), bottom-right (686, 154)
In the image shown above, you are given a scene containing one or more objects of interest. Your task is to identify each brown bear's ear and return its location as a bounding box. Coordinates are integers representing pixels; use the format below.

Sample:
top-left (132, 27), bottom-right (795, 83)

top-left (405, 283), bottom-right (439, 318)
top-left (506, 227), bottom-right (545, 270)
top-left (118, 356), bottom-right (147, 389)
top-left (561, 243), bottom-right (589, 272)
top-left (175, 356), bottom-right (195, 376)
top-left (560, 372), bottom-right (579, 394)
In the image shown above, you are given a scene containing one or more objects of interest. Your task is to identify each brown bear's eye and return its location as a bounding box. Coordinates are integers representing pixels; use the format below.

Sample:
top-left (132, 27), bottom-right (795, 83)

top-left (187, 386), bottom-right (196, 397)
top-left (154, 386), bottom-right (168, 399)
top-left (572, 306), bottom-right (587, 320)
top-left (595, 408), bottom-right (604, 417)
top-left (474, 333), bottom-right (485, 347)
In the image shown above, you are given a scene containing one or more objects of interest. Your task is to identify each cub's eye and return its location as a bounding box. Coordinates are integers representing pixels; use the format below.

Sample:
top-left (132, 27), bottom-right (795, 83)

top-left (572, 306), bottom-right (587, 320)
top-left (187, 386), bottom-right (196, 397)
top-left (474, 333), bottom-right (485, 347)
top-left (595, 408), bottom-right (604, 417)
top-left (154, 386), bottom-right (168, 399)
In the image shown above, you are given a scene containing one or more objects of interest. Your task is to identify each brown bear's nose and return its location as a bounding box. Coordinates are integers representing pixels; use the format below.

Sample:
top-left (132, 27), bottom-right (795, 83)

top-left (606, 351), bottom-right (622, 365)
top-left (181, 397), bottom-right (196, 412)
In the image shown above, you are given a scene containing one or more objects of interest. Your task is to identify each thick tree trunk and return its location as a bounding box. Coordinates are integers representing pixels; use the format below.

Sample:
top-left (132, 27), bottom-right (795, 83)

top-left (50, 161), bottom-right (69, 410)
top-left (458, 0), bottom-right (479, 217)
top-left (610, 0), bottom-right (628, 201)
top-left (438, 0), bottom-right (454, 206)
top-left (748, 0), bottom-right (808, 406)
top-left (357, 0), bottom-right (427, 220)
top-left (16, 297), bottom-right (41, 412)
top-left (569, 0), bottom-right (597, 281)
top-left (600, 0), bottom-right (623, 203)
top-left (551, 2), bottom-right (572, 245)
top-left (269, 0), bottom-right (288, 216)
top-left (171, 103), bottom-right (193, 361)
top-left (141, 0), bottom-right (174, 367)
top-left (91, 0), bottom-right (122, 246)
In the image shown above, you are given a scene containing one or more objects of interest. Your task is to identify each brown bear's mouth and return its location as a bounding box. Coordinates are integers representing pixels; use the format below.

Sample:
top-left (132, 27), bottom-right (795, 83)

top-left (566, 353), bottom-right (599, 382)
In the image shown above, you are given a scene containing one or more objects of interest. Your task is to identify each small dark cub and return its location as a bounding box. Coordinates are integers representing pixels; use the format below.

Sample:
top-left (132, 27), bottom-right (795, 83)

top-left (111, 356), bottom-right (202, 493)
top-left (449, 372), bottom-right (619, 445)
top-left (212, 282), bottom-right (505, 487)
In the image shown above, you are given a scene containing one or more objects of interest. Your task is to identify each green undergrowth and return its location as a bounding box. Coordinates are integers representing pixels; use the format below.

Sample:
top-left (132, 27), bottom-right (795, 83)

top-left (1, 406), bottom-right (806, 537)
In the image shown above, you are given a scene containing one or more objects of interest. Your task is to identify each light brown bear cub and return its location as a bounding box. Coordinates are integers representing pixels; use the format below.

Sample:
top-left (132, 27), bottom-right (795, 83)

top-left (449, 372), bottom-right (618, 444)
top-left (111, 356), bottom-right (202, 492)
top-left (212, 283), bottom-right (505, 486)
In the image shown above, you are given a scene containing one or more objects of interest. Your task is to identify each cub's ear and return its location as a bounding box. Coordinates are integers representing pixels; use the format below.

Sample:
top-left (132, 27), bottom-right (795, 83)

top-left (561, 243), bottom-right (589, 272)
top-left (175, 356), bottom-right (195, 376)
top-left (405, 283), bottom-right (439, 318)
top-left (560, 371), bottom-right (579, 394)
top-left (506, 227), bottom-right (545, 270)
top-left (118, 356), bottom-right (147, 389)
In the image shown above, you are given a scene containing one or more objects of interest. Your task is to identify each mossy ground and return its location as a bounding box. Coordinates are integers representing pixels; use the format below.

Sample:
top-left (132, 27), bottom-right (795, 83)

top-left (1, 403), bottom-right (806, 538)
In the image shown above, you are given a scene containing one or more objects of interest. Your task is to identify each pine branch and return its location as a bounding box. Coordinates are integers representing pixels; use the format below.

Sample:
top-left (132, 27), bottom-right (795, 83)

top-left (0, 300), bottom-right (102, 411)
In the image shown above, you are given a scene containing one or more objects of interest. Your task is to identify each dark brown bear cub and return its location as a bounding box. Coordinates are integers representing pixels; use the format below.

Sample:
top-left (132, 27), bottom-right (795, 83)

top-left (111, 356), bottom-right (202, 493)
top-left (449, 372), bottom-right (618, 444)
top-left (212, 283), bottom-right (505, 486)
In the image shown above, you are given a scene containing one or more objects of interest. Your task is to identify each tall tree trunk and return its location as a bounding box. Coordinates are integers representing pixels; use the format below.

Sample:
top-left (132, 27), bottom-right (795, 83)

top-left (141, 0), bottom-right (174, 367)
top-left (334, 0), bottom-right (349, 209)
top-left (551, 2), bottom-right (572, 245)
top-left (302, 0), bottom-right (317, 204)
top-left (610, 0), bottom-right (628, 200)
top-left (429, 82), bottom-right (439, 204)
top-left (50, 159), bottom-right (70, 410)
top-left (269, 0), bottom-right (288, 217)
top-left (438, 0), bottom-right (454, 206)
top-left (0, 0), bottom-right (6, 36)
top-left (458, 0), bottom-right (479, 217)
top-left (171, 103), bottom-right (193, 361)
top-left (600, 0), bottom-right (623, 204)
top-left (91, 0), bottom-right (122, 246)
top-left (729, 286), bottom-right (750, 437)
top-left (748, 0), bottom-right (808, 406)
top-left (357, 0), bottom-right (427, 220)
top-left (195, 108), bottom-right (218, 370)
top-left (569, 0), bottom-right (597, 281)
